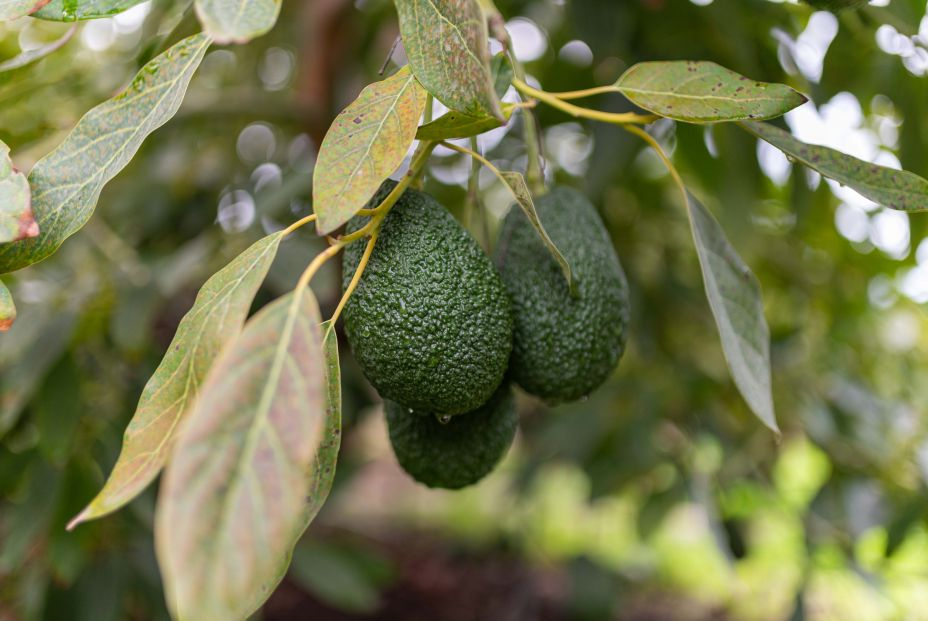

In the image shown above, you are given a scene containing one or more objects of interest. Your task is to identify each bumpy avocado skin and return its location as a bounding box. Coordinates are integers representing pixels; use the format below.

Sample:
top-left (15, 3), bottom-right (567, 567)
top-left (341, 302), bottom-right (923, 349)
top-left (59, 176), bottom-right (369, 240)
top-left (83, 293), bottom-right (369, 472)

top-left (342, 181), bottom-right (513, 416)
top-left (802, 0), bottom-right (866, 11)
top-left (494, 186), bottom-right (630, 403)
top-left (385, 384), bottom-right (517, 489)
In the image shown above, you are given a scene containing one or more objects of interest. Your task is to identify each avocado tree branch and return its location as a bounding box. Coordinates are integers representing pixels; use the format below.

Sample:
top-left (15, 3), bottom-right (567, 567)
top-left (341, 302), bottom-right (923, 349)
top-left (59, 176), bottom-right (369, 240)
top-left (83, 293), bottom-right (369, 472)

top-left (513, 78), bottom-right (659, 126)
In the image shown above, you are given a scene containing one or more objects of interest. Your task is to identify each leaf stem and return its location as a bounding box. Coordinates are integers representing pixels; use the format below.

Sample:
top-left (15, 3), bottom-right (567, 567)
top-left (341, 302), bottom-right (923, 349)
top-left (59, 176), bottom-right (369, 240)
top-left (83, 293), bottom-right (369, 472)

top-left (440, 141), bottom-right (501, 181)
top-left (282, 213), bottom-right (317, 236)
top-left (544, 85), bottom-right (619, 100)
top-left (295, 241), bottom-right (343, 292)
top-left (513, 78), bottom-right (659, 126)
top-left (327, 227), bottom-right (379, 335)
top-left (622, 124), bottom-right (687, 205)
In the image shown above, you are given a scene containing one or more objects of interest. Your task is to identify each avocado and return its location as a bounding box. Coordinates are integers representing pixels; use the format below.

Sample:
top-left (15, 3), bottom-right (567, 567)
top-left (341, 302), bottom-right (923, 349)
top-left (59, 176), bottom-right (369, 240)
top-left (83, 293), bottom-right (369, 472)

top-left (342, 181), bottom-right (512, 416)
top-left (494, 186), bottom-right (630, 403)
top-left (385, 384), bottom-right (517, 489)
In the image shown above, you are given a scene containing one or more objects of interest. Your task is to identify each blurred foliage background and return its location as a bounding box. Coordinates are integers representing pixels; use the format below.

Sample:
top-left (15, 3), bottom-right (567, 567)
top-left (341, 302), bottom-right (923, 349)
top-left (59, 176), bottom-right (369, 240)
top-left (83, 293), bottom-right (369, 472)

top-left (3, 0), bottom-right (928, 619)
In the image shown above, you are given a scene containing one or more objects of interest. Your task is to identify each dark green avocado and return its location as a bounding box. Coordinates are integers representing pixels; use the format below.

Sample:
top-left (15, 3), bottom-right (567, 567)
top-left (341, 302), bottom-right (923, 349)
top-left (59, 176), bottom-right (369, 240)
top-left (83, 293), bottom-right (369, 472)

top-left (385, 384), bottom-right (517, 489)
top-left (342, 181), bottom-right (513, 416)
top-left (494, 186), bottom-right (630, 403)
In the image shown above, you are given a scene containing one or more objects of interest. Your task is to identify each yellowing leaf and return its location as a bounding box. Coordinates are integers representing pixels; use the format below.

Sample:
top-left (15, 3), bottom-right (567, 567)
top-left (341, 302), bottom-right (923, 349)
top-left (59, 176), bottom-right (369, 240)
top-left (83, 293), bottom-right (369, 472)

top-left (196, 0), bottom-right (280, 44)
top-left (743, 120), bottom-right (928, 212)
top-left (614, 61), bottom-right (806, 123)
top-left (67, 233), bottom-right (284, 530)
top-left (32, 0), bottom-right (144, 20)
top-left (0, 279), bottom-right (14, 332)
top-left (687, 193), bottom-right (778, 433)
top-left (156, 288), bottom-right (327, 621)
top-left (0, 33), bottom-right (210, 275)
top-left (313, 66), bottom-right (426, 234)
top-left (395, 0), bottom-right (503, 120)
top-left (0, 141), bottom-right (37, 244)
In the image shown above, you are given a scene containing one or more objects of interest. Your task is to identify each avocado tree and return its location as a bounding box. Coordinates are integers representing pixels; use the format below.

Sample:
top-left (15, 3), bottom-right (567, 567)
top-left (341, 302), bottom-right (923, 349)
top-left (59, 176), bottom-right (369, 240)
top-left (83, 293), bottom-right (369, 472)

top-left (2, 0), bottom-right (928, 619)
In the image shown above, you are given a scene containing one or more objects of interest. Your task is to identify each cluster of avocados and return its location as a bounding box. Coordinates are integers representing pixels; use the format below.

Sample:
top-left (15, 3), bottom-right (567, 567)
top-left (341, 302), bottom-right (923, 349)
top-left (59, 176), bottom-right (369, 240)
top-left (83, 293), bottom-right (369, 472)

top-left (341, 180), bottom-right (631, 489)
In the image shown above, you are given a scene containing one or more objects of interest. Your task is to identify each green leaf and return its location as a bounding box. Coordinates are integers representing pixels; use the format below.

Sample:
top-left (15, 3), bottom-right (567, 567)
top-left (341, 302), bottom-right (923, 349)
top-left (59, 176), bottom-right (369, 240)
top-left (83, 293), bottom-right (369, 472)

top-left (0, 33), bottom-right (210, 275)
top-left (195, 0), bottom-right (280, 44)
top-left (67, 233), bottom-right (284, 530)
top-left (302, 321), bottom-right (341, 527)
top-left (31, 0), bottom-right (145, 20)
top-left (415, 52), bottom-right (515, 140)
top-left (394, 0), bottom-right (503, 121)
top-left (156, 288), bottom-right (327, 621)
top-left (613, 61), bottom-right (806, 123)
top-left (742, 120), bottom-right (928, 212)
top-left (416, 103), bottom-right (515, 140)
top-left (0, 140), bottom-right (37, 244)
top-left (0, 25), bottom-right (74, 73)
top-left (499, 171), bottom-right (574, 294)
top-left (490, 52), bottom-right (513, 99)
top-left (0, 0), bottom-right (46, 20)
top-left (687, 193), bottom-right (778, 432)
top-left (0, 278), bottom-right (13, 331)
top-left (313, 66), bottom-right (426, 234)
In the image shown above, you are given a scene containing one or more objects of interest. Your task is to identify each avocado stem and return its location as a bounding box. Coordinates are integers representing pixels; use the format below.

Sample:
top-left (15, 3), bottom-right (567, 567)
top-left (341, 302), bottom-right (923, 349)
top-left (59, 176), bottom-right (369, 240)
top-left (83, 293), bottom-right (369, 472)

top-left (324, 140), bottom-right (438, 337)
top-left (281, 213), bottom-right (316, 236)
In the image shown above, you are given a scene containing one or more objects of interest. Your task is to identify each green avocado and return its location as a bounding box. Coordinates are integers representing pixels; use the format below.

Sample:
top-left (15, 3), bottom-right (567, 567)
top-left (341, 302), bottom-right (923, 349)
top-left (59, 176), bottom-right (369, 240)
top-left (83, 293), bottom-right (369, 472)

top-left (494, 186), bottom-right (630, 403)
top-left (801, 0), bottom-right (866, 11)
top-left (342, 181), bottom-right (513, 416)
top-left (385, 384), bottom-right (517, 489)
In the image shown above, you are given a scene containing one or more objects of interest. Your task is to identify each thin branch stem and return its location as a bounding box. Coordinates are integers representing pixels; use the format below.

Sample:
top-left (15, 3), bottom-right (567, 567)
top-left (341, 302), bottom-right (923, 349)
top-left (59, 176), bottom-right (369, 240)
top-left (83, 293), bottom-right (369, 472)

top-left (323, 139), bottom-right (438, 335)
top-left (327, 228), bottom-right (379, 335)
top-left (295, 241), bottom-right (343, 292)
top-left (441, 141), bottom-right (501, 179)
top-left (513, 78), bottom-right (659, 126)
top-left (282, 213), bottom-right (316, 236)
top-left (545, 85), bottom-right (619, 100)
top-left (622, 124), bottom-right (688, 205)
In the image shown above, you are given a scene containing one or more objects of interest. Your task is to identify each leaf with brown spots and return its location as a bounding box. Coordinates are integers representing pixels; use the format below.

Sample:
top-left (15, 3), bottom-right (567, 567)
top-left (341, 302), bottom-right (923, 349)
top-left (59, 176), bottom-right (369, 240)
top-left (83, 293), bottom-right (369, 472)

top-left (395, 0), bottom-right (503, 121)
top-left (313, 66), bottom-right (426, 234)
top-left (67, 232), bottom-right (284, 530)
top-left (0, 141), bottom-right (37, 245)
top-left (0, 279), bottom-right (14, 332)
top-left (614, 61), bottom-right (806, 123)
top-left (0, 33), bottom-right (210, 274)
top-left (156, 287), bottom-right (327, 621)
top-left (687, 193), bottom-right (778, 433)
top-left (743, 120), bottom-right (928, 212)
